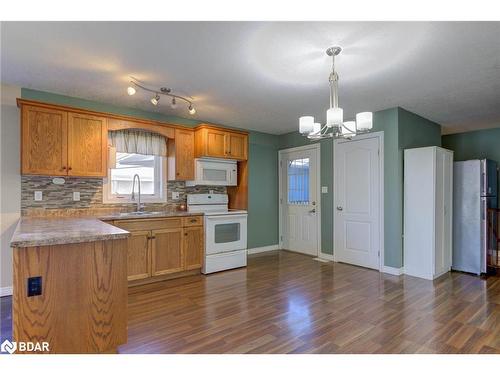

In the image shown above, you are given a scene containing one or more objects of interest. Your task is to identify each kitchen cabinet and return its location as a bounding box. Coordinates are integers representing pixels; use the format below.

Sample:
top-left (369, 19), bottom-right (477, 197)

top-left (67, 112), bottom-right (107, 177)
top-left (167, 128), bottom-right (195, 180)
top-left (112, 216), bottom-right (204, 284)
top-left (404, 146), bottom-right (454, 280)
top-left (20, 103), bottom-right (107, 177)
top-left (183, 226), bottom-right (204, 270)
top-left (21, 105), bottom-right (68, 175)
top-left (151, 228), bottom-right (184, 276)
top-left (195, 125), bottom-right (248, 160)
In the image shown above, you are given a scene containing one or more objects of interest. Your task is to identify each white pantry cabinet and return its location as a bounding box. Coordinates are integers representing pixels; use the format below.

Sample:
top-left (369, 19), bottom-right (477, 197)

top-left (404, 146), bottom-right (454, 280)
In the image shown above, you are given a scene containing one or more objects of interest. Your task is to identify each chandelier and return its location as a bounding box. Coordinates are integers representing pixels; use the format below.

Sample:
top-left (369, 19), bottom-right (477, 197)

top-left (126, 77), bottom-right (196, 115)
top-left (299, 46), bottom-right (373, 139)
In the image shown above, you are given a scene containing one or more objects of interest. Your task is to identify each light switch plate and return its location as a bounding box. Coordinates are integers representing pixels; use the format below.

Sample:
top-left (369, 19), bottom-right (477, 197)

top-left (73, 192), bottom-right (81, 201)
top-left (321, 186), bottom-right (328, 194)
top-left (171, 192), bottom-right (180, 200)
top-left (34, 191), bottom-right (43, 201)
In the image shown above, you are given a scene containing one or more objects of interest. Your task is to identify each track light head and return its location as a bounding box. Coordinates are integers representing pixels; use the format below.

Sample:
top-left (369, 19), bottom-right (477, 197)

top-left (127, 86), bottom-right (136, 96)
top-left (151, 94), bottom-right (160, 106)
top-left (188, 105), bottom-right (196, 115)
top-left (171, 97), bottom-right (177, 109)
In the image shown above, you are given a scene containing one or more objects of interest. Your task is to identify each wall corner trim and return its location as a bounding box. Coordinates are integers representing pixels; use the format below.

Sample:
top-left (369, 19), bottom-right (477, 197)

top-left (381, 266), bottom-right (404, 276)
top-left (0, 286), bottom-right (13, 297)
top-left (247, 245), bottom-right (279, 254)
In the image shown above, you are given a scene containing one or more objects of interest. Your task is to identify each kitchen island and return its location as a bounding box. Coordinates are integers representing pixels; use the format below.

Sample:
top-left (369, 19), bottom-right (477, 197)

top-left (10, 217), bottom-right (130, 354)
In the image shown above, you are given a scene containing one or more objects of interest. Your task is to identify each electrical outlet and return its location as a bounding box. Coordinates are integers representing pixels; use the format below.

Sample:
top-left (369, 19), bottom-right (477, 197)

top-left (34, 191), bottom-right (43, 201)
top-left (73, 191), bottom-right (80, 201)
top-left (171, 192), bottom-right (180, 200)
top-left (321, 186), bottom-right (328, 194)
top-left (27, 276), bottom-right (42, 297)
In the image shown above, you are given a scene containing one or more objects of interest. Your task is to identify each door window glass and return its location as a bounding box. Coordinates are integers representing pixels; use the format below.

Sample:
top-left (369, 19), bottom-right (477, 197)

top-left (288, 158), bottom-right (310, 204)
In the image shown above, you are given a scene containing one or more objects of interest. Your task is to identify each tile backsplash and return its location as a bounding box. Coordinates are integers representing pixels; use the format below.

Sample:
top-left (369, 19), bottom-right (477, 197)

top-left (21, 176), bottom-right (225, 215)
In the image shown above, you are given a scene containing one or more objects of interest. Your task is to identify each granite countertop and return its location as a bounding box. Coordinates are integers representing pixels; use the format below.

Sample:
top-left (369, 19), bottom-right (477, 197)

top-left (10, 217), bottom-right (130, 248)
top-left (10, 210), bottom-right (204, 248)
top-left (99, 210), bottom-right (203, 221)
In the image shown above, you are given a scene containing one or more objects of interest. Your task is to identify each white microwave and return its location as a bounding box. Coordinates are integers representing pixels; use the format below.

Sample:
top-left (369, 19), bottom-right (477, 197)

top-left (186, 158), bottom-right (237, 186)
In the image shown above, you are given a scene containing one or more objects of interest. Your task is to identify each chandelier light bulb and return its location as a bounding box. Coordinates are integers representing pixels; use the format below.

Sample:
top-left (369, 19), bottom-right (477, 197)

top-left (127, 86), bottom-right (136, 96)
top-left (151, 94), bottom-right (160, 106)
top-left (188, 105), bottom-right (196, 115)
top-left (326, 107), bottom-right (343, 127)
top-left (299, 116), bottom-right (314, 134)
top-left (171, 97), bottom-right (177, 109)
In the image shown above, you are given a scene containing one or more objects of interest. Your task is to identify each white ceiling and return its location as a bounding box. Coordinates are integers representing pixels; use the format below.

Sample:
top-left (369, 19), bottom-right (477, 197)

top-left (2, 21), bottom-right (500, 135)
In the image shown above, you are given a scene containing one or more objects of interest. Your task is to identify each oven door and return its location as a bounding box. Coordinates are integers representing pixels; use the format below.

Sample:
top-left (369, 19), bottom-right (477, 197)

top-left (205, 214), bottom-right (247, 255)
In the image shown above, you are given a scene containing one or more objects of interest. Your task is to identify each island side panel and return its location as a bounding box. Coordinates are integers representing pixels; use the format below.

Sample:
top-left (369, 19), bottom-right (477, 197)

top-left (13, 238), bottom-right (128, 353)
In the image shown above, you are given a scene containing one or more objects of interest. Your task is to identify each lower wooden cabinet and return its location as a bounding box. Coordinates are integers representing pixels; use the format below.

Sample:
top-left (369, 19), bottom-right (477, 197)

top-left (151, 228), bottom-right (184, 276)
top-left (184, 226), bottom-right (204, 270)
top-left (112, 217), bottom-right (204, 283)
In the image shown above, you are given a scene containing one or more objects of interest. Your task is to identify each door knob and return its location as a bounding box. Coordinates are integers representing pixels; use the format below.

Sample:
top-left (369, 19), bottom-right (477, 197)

top-left (336, 206), bottom-right (343, 211)
top-left (309, 208), bottom-right (316, 213)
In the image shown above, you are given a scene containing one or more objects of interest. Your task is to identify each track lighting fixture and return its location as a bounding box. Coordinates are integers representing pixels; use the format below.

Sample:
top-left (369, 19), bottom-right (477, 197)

top-left (127, 78), bottom-right (196, 115)
top-left (150, 94), bottom-right (160, 106)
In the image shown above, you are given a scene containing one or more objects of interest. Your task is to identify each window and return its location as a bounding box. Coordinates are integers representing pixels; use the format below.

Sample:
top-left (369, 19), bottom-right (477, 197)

top-left (288, 158), bottom-right (310, 205)
top-left (103, 152), bottom-right (166, 203)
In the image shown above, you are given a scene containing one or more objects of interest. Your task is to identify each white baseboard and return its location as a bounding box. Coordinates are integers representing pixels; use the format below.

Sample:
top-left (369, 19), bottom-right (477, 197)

top-left (318, 253), bottom-right (334, 261)
top-left (0, 286), bottom-right (13, 297)
top-left (247, 244), bottom-right (279, 254)
top-left (381, 266), bottom-right (404, 276)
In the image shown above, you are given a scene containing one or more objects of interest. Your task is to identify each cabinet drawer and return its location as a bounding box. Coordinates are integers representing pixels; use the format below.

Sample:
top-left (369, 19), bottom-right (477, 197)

top-left (114, 218), bottom-right (182, 231)
top-left (182, 216), bottom-right (203, 227)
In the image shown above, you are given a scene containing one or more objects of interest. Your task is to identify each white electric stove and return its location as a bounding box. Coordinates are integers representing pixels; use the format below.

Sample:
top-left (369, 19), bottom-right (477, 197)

top-left (187, 194), bottom-right (248, 274)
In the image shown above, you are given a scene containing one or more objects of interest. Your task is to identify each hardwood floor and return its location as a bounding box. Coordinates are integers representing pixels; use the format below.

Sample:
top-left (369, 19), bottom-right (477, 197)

top-left (2, 250), bottom-right (500, 353)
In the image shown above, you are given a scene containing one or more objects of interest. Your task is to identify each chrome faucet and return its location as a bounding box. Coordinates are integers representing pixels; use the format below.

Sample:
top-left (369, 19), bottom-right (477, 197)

top-left (131, 174), bottom-right (143, 212)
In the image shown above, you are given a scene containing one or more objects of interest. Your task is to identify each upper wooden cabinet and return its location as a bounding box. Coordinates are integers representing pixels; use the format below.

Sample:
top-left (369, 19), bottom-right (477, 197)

top-left (167, 128), bottom-right (195, 181)
top-left (67, 112), bottom-right (107, 177)
top-left (195, 125), bottom-right (248, 160)
top-left (21, 105), bottom-right (68, 175)
top-left (20, 103), bottom-right (107, 177)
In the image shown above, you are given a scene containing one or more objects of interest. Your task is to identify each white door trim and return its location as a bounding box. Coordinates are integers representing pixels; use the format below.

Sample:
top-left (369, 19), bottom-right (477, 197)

top-left (278, 143), bottom-right (321, 257)
top-left (333, 131), bottom-right (385, 272)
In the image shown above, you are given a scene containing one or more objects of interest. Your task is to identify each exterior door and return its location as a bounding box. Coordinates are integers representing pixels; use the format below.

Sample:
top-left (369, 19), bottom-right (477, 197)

top-left (21, 105), bottom-right (68, 175)
top-left (67, 112), bottom-right (107, 177)
top-left (280, 146), bottom-right (319, 256)
top-left (334, 135), bottom-right (381, 270)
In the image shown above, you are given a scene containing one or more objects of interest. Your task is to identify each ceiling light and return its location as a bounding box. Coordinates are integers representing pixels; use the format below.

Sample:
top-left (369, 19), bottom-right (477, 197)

top-left (188, 105), bottom-right (196, 115)
top-left (299, 46), bottom-right (373, 139)
top-left (127, 86), bottom-right (136, 96)
top-left (151, 94), bottom-right (160, 106)
top-left (171, 97), bottom-right (177, 109)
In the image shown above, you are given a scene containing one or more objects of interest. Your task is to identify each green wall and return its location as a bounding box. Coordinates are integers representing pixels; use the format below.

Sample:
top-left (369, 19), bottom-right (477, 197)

top-left (442, 127), bottom-right (500, 196)
top-left (21, 88), bottom-right (280, 249)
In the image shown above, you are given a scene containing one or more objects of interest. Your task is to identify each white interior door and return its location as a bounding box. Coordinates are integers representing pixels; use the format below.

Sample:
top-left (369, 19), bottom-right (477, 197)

top-left (334, 136), bottom-right (381, 270)
top-left (281, 146), bottom-right (319, 256)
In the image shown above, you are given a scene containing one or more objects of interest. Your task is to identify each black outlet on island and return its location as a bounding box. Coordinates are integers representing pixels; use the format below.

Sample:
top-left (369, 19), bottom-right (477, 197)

top-left (27, 276), bottom-right (42, 297)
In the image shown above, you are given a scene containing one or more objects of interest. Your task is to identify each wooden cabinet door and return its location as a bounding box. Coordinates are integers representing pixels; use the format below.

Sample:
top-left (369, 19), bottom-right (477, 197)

top-left (227, 133), bottom-right (247, 160)
top-left (151, 228), bottom-right (184, 276)
top-left (206, 129), bottom-right (227, 158)
top-left (67, 112), bottom-right (107, 177)
top-left (125, 230), bottom-right (151, 281)
top-left (183, 226), bottom-right (204, 270)
top-left (21, 105), bottom-right (68, 175)
top-left (174, 129), bottom-right (194, 180)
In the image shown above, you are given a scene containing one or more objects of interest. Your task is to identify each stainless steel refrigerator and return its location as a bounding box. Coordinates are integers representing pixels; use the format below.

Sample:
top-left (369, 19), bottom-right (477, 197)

top-left (452, 159), bottom-right (498, 274)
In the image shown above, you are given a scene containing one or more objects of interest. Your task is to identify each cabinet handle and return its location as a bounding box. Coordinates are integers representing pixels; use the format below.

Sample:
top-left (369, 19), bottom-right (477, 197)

top-left (61, 166), bottom-right (66, 171)
top-left (190, 219), bottom-right (197, 223)
top-left (184, 233), bottom-right (188, 236)
top-left (68, 167), bottom-right (72, 171)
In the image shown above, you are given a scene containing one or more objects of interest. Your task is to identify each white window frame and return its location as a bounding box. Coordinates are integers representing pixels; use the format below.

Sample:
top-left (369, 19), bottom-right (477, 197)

top-left (103, 153), bottom-right (167, 204)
